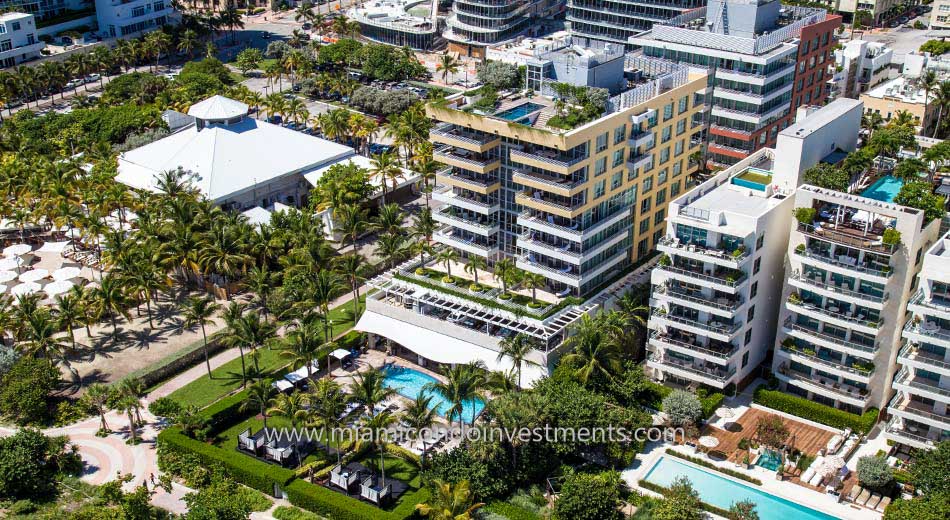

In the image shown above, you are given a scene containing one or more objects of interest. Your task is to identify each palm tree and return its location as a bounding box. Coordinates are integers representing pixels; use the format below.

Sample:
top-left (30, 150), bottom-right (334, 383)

top-left (861, 111), bottom-right (884, 138)
top-left (214, 302), bottom-right (249, 387)
top-left (463, 256), bottom-right (486, 286)
top-left (241, 380), bottom-right (274, 428)
top-left (497, 333), bottom-right (541, 388)
top-left (889, 109), bottom-right (918, 130)
top-left (93, 276), bottom-right (129, 339)
top-left (53, 292), bottom-right (84, 351)
top-left (119, 394), bottom-right (141, 444)
top-left (335, 253), bottom-right (369, 318)
top-left (312, 269), bottom-right (345, 343)
top-left (281, 321), bottom-right (323, 378)
top-left (90, 46), bottom-right (112, 89)
top-left (360, 408), bottom-right (397, 487)
top-left (436, 54), bottom-right (459, 85)
top-left (376, 232), bottom-right (408, 269)
top-left (561, 313), bottom-right (622, 384)
top-left (238, 312), bottom-right (277, 380)
top-left (286, 96), bottom-right (309, 126)
top-left (401, 394), bottom-right (437, 461)
top-left (178, 29), bottom-right (199, 60)
top-left (268, 391), bottom-right (309, 428)
top-left (308, 378), bottom-right (348, 465)
top-left (426, 362), bottom-right (485, 427)
top-left (181, 295), bottom-right (220, 378)
top-left (375, 203), bottom-right (406, 236)
top-left (493, 258), bottom-right (517, 294)
top-left (349, 367), bottom-right (396, 415)
top-left (930, 80), bottom-right (950, 138)
top-left (411, 206), bottom-right (437, 243)
top-left (82, 383), bottom-right (113, 434)
top-left (219, 1), bottom-right (245, 44)
top-left (411, 240), bottom-right (435, 266)
top-left (334, 203), bottom-right (369, 252)
top-left (435, 248), bottom-right (459, 279)
top-left (416, 480), bottom-right (484, 520)
top-left (520, 272), bottom-right (546, 305)
top-left (369, 151), bottom-right (404, 205)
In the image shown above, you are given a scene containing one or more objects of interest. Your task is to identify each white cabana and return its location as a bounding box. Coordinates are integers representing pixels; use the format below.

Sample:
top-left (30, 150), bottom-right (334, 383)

top-left (19, 269), bottom-right (49, 283)
top-left (3, 244), bottom-right (32, 257)
top-left (43, 280), bottom-right (75, 297)
top-left (0, 271), bottom-right (16, 283)
top-left (331, 348), bottom-right (351, 360)
top-left (0, 257), bottom-right (24, 271)
top-left (52, 266), bottom-right (82, 281)
top-left (10, 282), bottom-right (43, 296)
top-left (272, 379), bottom-right (293, 392)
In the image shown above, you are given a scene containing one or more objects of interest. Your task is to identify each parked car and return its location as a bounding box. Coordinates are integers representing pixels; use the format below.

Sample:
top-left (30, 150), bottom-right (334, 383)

top-left (85, 73), bottom-right (101, 83)
top-left (65, 79), bottom-right (83, 89)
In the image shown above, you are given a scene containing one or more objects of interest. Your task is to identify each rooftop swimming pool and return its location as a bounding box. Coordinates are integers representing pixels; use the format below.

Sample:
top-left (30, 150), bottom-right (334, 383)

top-left (494, 102), bottom-right (544, 122)
top-left (732, 168), bottom-right (773, 192)
top-left (644, 456), bottom-right (838, 520)
top-left (381, 365), bottom-right (486, 422)
top-left (861, 175), bottom-right (903, 203)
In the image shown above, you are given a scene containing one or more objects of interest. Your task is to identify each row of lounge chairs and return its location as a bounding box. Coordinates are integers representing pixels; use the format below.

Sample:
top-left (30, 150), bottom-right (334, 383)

top-left (847, 485), bottom-right (891, 512)
top-left (62, 244), bottom-right (101, 269)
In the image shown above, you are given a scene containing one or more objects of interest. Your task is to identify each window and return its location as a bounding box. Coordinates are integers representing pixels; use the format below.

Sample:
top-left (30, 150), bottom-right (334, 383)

top-left (678, 95), bottom-right (689, 114)
top-left (627, 167), bottom-right (639, 181)
top-left (663, 103), bottom-right (673, 121)
top-left (672, 160), bottom-right (682, 177)
top-left (0, 39), bottom-right (10, 51)
top-left (595, 157), bottom-right (606, 176)
top-left (639, 218), bottom-right (650, 234)
top-left (657, 168), bottom-right (668, 185)
top-left (741, 351), bottom-right (750, 368)
top-left (756, 235), bottom-right (764, 249)
top-left (655, 188), bottom-right (666, 205)
top-left (750, 281), bottom-right (758, 298)
top-left (676, 119), bottom-right (686, 135)
top-left (659, 147), bottom-right (670, 163)
top-left (640, 197), bottom-right (652, 213)
top-left (744, 329), bottom-right (752, 346)
top-left (154, 0), bottom-right (165, 10)
top-left (132, 6), bottom-right (146, 16)
top-left (11, 22), bottom-right (20, 31)
top-left (670, 181), bottom-right (681, 196)
top-left (753, 257), bottom-right (761, 274)
top-left (0, 25), bottom-right (5, 34)
top-left (747, 306), bottom-right (755, 321)
top-left (594, 179), bottom-right (606, 199)
top-left (661, 126), bottom-right (672, 143)
top-left (674, 140), bottom-right (684, 157)
top-left (612, 149), bottom-right (624, 168)
top-left (596, 132), bottom-right (608, 153)
top-left (611, 171), bottom-right (622, 190)
top-left (642, 177), bottom-right (653, 193)
top-left (638, 238), bottom-right (649, 258)
top-left (654, 208), bottom-right (665, 224)
top-left (614, 125), bottom-right (626, 145)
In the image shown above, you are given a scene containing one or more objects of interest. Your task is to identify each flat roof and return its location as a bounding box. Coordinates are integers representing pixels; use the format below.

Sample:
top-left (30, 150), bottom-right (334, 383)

top-left (863, 76), bottom-right (931, 104)
top-left (781, 98), bottom-right (862, 139)
top-left (0, 12), bottom-right (32, 21)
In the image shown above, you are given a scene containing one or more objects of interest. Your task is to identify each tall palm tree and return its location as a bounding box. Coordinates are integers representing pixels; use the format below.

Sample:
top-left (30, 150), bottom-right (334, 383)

top-left (311, 269), bottom-right (345, 343)
top-left (411, 207), bottom-right (437, 243)
top-left (82, 383), bottom-right (113, 434)
top-left (416, 480), bottom-right (484, 520)
top-left (119, 394), bottom-right (141, 444)
top-left (930, 80), bottom-right (950, 138)
top-left (281, 321), bottom-right (323, 378)
top-left (93, 275), bottom-right (130, 338)
top-left (214, 301), bottom-right (250, 387)
top-left (53, 292), bottom-right (84, 351)
top-left (561, 313), bottom-right (622, 384)
top-left (19, 308), bottom-right (70, 369)
top-left (178, 29), bottom-right (199, 60)
top-left (241, 380), bottom-right (274, 428)
top-left (349, 367), bottom-right (396, 414)
top-left (426, 362), bottom-right (485, 427)
top-left (334, 203), bottom-right (369, 252)
top-left (375, 203), bottom-right (406, 236)
top-left (436, 54), bottom-right (459, 85)
top-left (360, 408), bottom-right (397, 487)
top-left (369, 151), bottom-right (404, 205)
top-left (520, 272), bottom-right (546, 305)
top-left (493, 258), bottom-right (517, 295)
top-left (308, 377), bottom-right (348, 465)
top-left (335, 253), bottom-right (369, 319)
top-left (463, 256), bottom-right (486, 286)
top-left (497, 333), bottom-right (541, 388)
top-left (435, 248), bottom-right (459, 279)
top-left (268, 390), bottom-right (309, 428)
top-left (861, 111), bottom-right (884, 138)
top-left (181, 295), bottom-right (220, 378)
top-left (401, 394), bottom-right (437, 461)
top-left (286, 96), bottom-right (309, 126)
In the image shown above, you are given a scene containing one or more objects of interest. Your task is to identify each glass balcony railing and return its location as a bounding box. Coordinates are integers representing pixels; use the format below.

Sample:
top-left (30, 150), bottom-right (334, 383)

top-left (790, 271), bottom-right (887, 303)
top-left (649, 353), bottom-right (736, 383)
top-left (652, 309), bottom-right (742, 336)
top-left (649, 330), bottom-right (737, 360)
top-left (778, 344), bottom-right (874, 377)
top-left (782, 317), bottom-right (878, 354)
top-left (794, 247), bottom-right (892, 278)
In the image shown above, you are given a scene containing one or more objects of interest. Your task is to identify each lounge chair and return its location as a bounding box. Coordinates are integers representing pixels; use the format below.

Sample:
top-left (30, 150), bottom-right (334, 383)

top-left (875, 496), bottom-right (891, 512)
top-left (856, 488), bottom-right (871, 505)
top-left (866, 493), bottom-right (882, 509)
top-left (848, 485), bottom-right (863, 502)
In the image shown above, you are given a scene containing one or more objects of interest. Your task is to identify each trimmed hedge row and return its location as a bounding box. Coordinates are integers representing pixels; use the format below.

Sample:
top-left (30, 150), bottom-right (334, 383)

top-left (202, 389), bottom-right (251, 430)
top-left (483, 501), bottom-right (541, 520)
top-left (120, 337), bottom-right (227, 389)
top-left (638, 479), bottom-right (732, 518)
top-left (285, 479), bottom-right (428, 520)
top-left (753, 386), bottom-right (878, 433)
top-left (665, 450), bottom-right (762, 485)
top-left (157, 426), bottom-right (295, 496)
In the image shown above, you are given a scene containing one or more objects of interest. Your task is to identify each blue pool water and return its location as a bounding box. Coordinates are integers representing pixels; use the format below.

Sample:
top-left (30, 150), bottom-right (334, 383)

top-left (644, 456), bottom-right (839, 520)
top-left (757, 449), bottom-right (782, 471)
top-left (381, 365), bottom-right (486, 422)
top-left (861, 175), bottom-right (904, 203)
top-left (495, 102), bottom-right (544, 121)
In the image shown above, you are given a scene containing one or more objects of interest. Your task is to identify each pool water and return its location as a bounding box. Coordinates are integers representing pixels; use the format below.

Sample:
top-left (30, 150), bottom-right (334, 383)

top-left (644, 456), bottom-right (838, 520)
top-left (381, 365), bottom-right (486, 422)
top-left (861, 175), bottom-right (904, 203)
top-left (732, 168), bottom-right (773, 192)
top-left (757, 450), bottom-right (782, 471)
top-left (495, 102), bottom-right (544, 121)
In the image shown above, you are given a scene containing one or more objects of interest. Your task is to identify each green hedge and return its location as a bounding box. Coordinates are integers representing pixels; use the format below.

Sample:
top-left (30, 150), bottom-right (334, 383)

top-left (752, 386), bottom-right (878, 433)
top-left (202, 389), bottom-right (251, 430)
top-left (638, 480), bottom-right (731, 518)
top-left (285, 479), bottom-right (427, 520)
top-left (120, 336), bottom-right (227, 390)
top-left (157, 426), bottom-right (295, 496)
top-left (665, 450), bottom-right (762, 485)
top-left (483, 501), bottom-right (541, 520)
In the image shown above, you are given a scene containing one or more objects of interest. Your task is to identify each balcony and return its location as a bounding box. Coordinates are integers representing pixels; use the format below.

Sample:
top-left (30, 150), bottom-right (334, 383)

top-left (908, 290), bottom-right (950, 321)
top-left (433, 227), bottom-right (498, 258)
top-left (777, 343), bottom-right (874, 381)
top-left (627, 154), bottom-right (653, 172)
top-left (517, 206), bottom-right (630, 243)
top-left (432, 208), bottom-right (499, 236)
top-left (434, 145), bottom-right (500, 174)
top-left (893, 368), bottom-right (950, 403)
top-left (436, 167), bottom-right (500, 194)
top-left (797, 221), bottom-right (898, 255)
top-left (516, 190), bottom-right (583, 219)
top-left (789, 271), bottom-right (887, 309)
top-left (648, 353), bottom-right (736, 388)
top-left (648, 330), bottom-right (738, 361)
top-left (785, 296), bottom-right (881, 335)
top-left (651, 309), bottom-right (741, 341)
top-left (510, 149), bottom-right (585, 175)
top-left (654, 263), bottom-right (747, 293)
top-left (897, 342), bottom-right (950, 377)
top-left (776, 363), bottom-right (870, 406)
top-left (631, 108), bottom-right (655, 125)
top-left (432, 186), bottom-right (500, 215)
top-left (511, 169), bottom-right (584, 197)
top-left (517, 253), bottom-right (581, 286)
top-left (653, 284), bottom-right (741, 316)
top-left (887, 392), bottom-right (950, 431)
top-left (884, 418), bottom-right (945, 450)
top-left (903, 320), bottom-right (950, 349)
top-left (429, 123), bottom-right (501, 153)
top-left (629, 131), bottom-right (654, 150)
top-left (519, 232), bottom-right (582, 264)
top-left (793, 247), bottom-right (891, 281)
top-left (657, 236), bottom-right (750, 269)
top-left (782, 317), bottom-right (878, 358)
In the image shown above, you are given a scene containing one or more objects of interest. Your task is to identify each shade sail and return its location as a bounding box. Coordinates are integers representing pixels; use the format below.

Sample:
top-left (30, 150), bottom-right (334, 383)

top-left (331, 348), bottom-right (350, 360)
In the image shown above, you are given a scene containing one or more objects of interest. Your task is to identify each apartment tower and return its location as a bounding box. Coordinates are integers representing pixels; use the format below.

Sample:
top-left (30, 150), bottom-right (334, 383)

top-left (567, 0), bottom-right (704, 50)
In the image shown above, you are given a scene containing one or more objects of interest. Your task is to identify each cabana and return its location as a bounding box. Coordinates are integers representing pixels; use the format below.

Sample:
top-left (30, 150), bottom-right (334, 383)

top-left (329, 463), bottom-right (363, 492)
top-left (237, 428), bottom-right (269, 454)
top-left (360, 474), bottom-right (392, 505)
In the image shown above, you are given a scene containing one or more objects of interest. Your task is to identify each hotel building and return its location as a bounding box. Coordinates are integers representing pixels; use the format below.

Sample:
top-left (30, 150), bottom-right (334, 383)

top-left (567, 0), bottom-right (704, 50)
top-left (646, 99), bottom-right (864, 390)
top-left (884, 232), bottom-right (950, 450)
top-left (356, 48), bottom-right (706, 385)
top-left (443, 0), bottom-right (565, 59)
top-left (629, 0), bottom-right (841, 167)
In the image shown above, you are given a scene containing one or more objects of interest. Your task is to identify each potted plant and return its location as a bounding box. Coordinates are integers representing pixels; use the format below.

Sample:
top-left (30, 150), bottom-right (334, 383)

top-left (795, 244), bottom-right (806, 254)
top-left (795, 207), bottom-right (817, 225)
top-left (415, 267), bottom-right (427, 276)
top-left (742, 453), bottom-right (751, 470)
top-left (788, 292), bottom-right (802, 305)
top-left (731, 246), bottom-right (746, 259)
top-left (498, 292), bottom-right (513, 301)
top-left (882, 228), bottom-right (901, 247)
top-left (442, 275), bottom-right (455, 284)
top-left (658, 253), bottom-right (671, 267)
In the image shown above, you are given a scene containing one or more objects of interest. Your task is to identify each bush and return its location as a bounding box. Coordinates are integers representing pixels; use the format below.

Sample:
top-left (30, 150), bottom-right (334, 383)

top-left (0, 346), bottom-right (20, 378)
top-left (794, 207), bottom-right (816, 225)
top-left (285, 479), bottom-right (427, 520)
top-left (0, 429), bottom-right (81, 501)
top-left (348, 86), bottom-right (419, 116)
top-left (907, 440), bottom-right (949, 494)
top-left (752, 386), bottom-right (878, 433)
top-left (553, 471), bottom-right (622, 520)
top-left (477, 61), bottom-right (522, 90)
top-left (662, 390), bottom-right (702, 426)
top-left (665, 450), bottom-right (762, 485)
top-left (148, 397), bottom-right (182, 418)
top-left (882, 228), bottom-right (901, 247)
top-left (920, 39), bottom-right (950, 55)
top-left (0, 358), bottom-right (60, 425)
top-left (8, 499), bottom-right (36, 515)
top-left (273, 505), bottom-right (325, 520)
top-left (856, 455), bottom-right (893, 488)
top-left (483, 501), bottom-right (542, 520)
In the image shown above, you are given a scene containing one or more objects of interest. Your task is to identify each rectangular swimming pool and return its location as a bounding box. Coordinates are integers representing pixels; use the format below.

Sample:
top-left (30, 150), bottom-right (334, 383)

top-left (494, 102), bottom-right (544, 121)
top-left (732, 168), bottom-right (773, 192)
top-left (861, 175), bottom-right (904, 203)
top-left (381, 365), bottom-right (486, 422)
top-left (644, 456), bottom-right (839, 520)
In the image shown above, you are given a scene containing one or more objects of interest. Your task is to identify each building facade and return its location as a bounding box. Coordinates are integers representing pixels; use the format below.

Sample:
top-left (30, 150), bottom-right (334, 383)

top-left (829, 40), bottom-right (893, 100)
top-left (0, 0), bottom-right (87, 20)
top-left (885, 231), bottom-right (950, 450)
top-left (348, 0), bottom-right (442, 51)
top-left (630, 0), bottom-right (840, 167)
top-left (0, 12), bottom-right (43, 68)
top-left (859, 77), bottom-right (938, 136)
top-left (95, 0), bottom-right (175, 38)
top-left (443, 0), bottom-right (564, 58)
top-left (932, 0), bottom-right (950, 28)
top-left (566, 0), bottom-right (704, 50)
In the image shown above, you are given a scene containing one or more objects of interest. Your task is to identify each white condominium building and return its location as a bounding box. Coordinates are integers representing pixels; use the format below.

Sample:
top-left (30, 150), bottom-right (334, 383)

top-left (0, 12), bottom-right (43, 69)
top-left (829, 39), bottom-right (893, 100)
top-left (95, 0), bottom-right (176, 38)
top-left (885, 232), bottom-right (950, 450)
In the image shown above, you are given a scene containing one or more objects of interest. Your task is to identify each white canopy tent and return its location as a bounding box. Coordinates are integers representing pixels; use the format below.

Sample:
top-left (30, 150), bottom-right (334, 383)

top-left (331, 348), bottom-right (351, 360)
top-left (44, 280), bottom-right (75, 297)
top-left (53, 266), bottom-right (82, 281)
top-left (0, 271), bottom-right (16, 283)
top-left (3, 244), bottom-right (32, 257)
top-left (0, 257), bottom-right (24, 271)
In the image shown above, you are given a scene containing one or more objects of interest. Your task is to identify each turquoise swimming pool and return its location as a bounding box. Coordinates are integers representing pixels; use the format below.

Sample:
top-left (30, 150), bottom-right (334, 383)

top-left (381, 365), bottom-right (486, 422)
top-left (861, 175), bottom-right (904, 203)
top-left (495, 102), bottom-right (543, 121)
top-left (757, 450), bottom-right (782, 471)
top-left (644, 456), bottom-right (838, 520)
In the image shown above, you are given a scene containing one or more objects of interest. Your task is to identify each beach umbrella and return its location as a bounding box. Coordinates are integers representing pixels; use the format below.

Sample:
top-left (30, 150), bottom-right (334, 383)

top-left (817, 456), bottom-right (845, 477)
top-left (10, 282), bottom-right (43, 297)
top-left (52, 266), bottom-right (82, 281)
top-left (0, 271), bottom-right (16, 283)
top-left (716, 406), bottom-right (734, 419)
top-left (698, 436), bottom-right (720, 448)
top-left (19, 268), bottom-right (49, 283)
top-left (0, 257), bottom-right (24, 271)
top-left (2, 244), bottom-right (31, 257)
top-left (43, 280), bottom-right (74, 297)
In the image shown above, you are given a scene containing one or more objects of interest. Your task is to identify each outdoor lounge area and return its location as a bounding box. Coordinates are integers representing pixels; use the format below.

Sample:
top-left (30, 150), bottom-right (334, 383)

top-left (320, 461), bottom-right (411, 506)
top-left (797, 201), bottom-right (900, 254)
top-left (236, 427), bottom-right (315, 468)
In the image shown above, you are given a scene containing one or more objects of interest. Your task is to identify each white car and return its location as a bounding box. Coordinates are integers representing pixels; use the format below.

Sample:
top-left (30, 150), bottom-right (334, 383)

top-left (85, 73), bottom-right (101, 83)
top-left (65, 79), bottom-right (83, 89)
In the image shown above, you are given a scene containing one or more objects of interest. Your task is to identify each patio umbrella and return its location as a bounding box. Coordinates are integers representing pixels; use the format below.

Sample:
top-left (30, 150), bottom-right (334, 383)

top-left (716, 406), bottom-right (734, 419)
top-left (52, 266), bottom-right (82, 281)
top-left (10, 282), bottom-right (43, 297)
top-left (698, 436), bottom-right (720, 449)
top-left (0, 284), bottom-right (6, 295)
top-left (43, 280), bottom-right (74, 298)
top-left (19, 269), bottom-right (49, 283)
top-left (0, 257), bottom-right (24, 271)
top-left (817, 456), bottom-right (845, 477)
top-left (0, 271), bottom-right (16, 283)
top-left (2, 244), bottom-right (31, 257)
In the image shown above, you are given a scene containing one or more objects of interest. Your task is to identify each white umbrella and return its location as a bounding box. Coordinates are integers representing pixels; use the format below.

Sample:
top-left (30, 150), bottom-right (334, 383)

top-left (2, 244), bottom-right (31, 257)
top-left (817, 456), bottom-right (845, 477)
top-left (698, 435), bottom-right (720, 448)
top-left (43, 279), bottom-right (74, 297)
top-left (10, 282), bottom-right (43, 296)
top-left (0, 271), bottom-right (16, 283)
top-left (716, 407), bottom-right (734, 418)
top-left (331, 348), bottom-right (350, 360)
top-left (19, 269), bottom-right (49, 283)
top-left (52, 266), bottom-right (82, 281)
top-left (0, 285), bottom-right (6, 294)
top-left (0, 257), bottom-right (24, 271)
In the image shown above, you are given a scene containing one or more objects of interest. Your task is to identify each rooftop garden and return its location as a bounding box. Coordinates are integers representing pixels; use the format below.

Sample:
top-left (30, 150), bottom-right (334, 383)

top-left (547, 82), bottom-right (610, 130)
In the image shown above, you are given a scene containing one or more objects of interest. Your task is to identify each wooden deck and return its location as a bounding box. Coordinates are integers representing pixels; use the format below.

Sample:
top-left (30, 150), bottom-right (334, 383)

top-left (701, 408), bottom-right (835, 466)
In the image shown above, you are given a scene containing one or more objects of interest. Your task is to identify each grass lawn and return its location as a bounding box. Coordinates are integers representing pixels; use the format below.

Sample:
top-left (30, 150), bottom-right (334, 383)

top-left (352, 452), bottom-right (422, 488)
top-left (214, 413), bottom-right (333, 467)
top-left (736, 170), bottom-right (772, 185)
top-left (166, 295), bottom-right (365, 409)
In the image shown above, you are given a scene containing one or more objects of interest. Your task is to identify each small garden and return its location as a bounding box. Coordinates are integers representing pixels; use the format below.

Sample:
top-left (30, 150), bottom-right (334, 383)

top-left (753, 384), bottom-right (878, 433)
